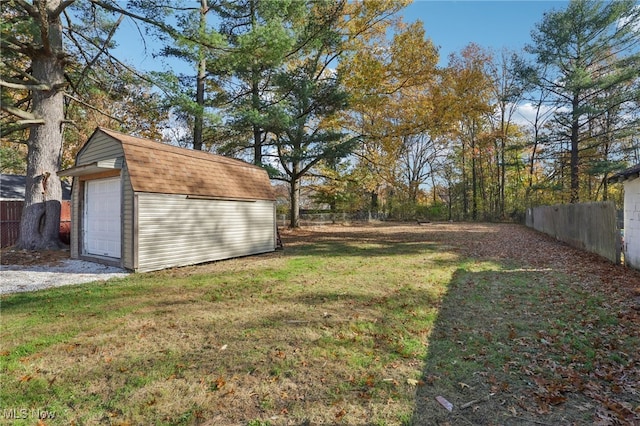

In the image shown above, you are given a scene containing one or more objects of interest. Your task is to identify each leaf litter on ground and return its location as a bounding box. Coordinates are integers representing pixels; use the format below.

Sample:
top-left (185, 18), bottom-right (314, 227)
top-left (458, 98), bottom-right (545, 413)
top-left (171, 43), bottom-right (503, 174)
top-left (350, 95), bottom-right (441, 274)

top-left (1, 222), bottom-right (639, 425)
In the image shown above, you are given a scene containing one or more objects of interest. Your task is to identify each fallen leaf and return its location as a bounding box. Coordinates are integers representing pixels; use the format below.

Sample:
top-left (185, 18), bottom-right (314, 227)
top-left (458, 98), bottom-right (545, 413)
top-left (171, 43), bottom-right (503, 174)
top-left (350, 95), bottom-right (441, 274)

top-left (214, 376), bottom-right (226, 389)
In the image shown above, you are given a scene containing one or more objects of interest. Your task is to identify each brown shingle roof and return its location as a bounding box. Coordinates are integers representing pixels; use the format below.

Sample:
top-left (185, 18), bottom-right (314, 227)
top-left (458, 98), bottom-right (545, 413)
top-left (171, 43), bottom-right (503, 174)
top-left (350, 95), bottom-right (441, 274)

top-left (98, 128), bottom-right (275, 201)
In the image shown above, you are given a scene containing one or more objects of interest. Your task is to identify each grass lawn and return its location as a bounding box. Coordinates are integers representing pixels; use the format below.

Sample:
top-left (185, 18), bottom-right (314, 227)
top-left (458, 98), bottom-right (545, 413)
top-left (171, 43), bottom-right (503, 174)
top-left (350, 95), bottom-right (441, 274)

top-left (1, 223), bottom-right (639, 425)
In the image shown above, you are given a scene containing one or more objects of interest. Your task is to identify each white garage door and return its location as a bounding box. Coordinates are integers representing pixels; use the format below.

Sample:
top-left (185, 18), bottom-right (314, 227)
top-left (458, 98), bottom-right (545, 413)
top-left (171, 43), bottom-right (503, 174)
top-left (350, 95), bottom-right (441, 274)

top-left (84, 178), bottom-right (121, 258)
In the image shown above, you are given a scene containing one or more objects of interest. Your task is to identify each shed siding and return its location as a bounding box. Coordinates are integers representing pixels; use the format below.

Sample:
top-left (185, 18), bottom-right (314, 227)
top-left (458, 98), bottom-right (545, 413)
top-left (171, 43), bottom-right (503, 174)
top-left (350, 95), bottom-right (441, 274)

top-left (70, 182), bottom-right (80, 258)
top-left (121, 163), bottom-right (135, 269)
top-left (135, 193), bottom-right (276, 272)
top-left (623, 178), bottom-right (640, 270)
top-left (77, 133), bottom-right (123, 165)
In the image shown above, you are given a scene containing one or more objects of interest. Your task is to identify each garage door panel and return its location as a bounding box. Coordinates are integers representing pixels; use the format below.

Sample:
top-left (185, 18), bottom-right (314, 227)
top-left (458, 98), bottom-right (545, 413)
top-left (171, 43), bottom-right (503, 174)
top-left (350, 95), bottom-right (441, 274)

top-left (84, 178), bottom-right (121, 258)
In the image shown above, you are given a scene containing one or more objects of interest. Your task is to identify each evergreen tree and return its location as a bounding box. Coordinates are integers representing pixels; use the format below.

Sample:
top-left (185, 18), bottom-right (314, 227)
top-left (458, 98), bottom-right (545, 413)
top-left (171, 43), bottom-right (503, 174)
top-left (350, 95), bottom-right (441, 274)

top-left (526, 0), bottom-right (640, 202)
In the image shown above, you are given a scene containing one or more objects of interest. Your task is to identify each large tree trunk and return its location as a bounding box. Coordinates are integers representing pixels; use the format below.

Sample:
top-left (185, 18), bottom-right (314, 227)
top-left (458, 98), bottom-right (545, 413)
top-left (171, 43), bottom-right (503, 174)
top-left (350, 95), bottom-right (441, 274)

top-left (17, 1), bottom-right (65, 250)
top-left (193, 0), bottom-right (208, 151)
top-left (251, 72), bottom-right (263, 165)
top-left (289, 174), bottom-right (300, 228)
top-left (570, 94), bottom-right (580, 203)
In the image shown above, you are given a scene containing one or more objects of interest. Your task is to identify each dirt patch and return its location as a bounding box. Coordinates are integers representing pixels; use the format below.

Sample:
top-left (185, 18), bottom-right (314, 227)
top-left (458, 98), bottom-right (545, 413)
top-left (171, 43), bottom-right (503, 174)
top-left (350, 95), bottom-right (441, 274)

top-left (1, 246), bottom-right (71, 266)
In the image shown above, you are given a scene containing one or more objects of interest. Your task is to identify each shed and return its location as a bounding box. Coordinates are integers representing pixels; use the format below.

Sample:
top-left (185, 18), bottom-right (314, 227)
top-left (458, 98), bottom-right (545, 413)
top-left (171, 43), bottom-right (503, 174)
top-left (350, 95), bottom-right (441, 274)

top-left (58, 127), bottom-right (277, 272)
top-left (610, 164), bottom-right (640, 270)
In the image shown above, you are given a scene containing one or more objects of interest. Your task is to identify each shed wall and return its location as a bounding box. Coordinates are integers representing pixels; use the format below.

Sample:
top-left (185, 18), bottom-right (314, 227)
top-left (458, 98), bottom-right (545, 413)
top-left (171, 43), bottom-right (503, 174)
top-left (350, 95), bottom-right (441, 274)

top-left (121, 163), bottom-right (134, 269)
top-left (77, 133), bottom-right (123, 164)
top-left (70, 181), bottom-right (80, 258)
top-left (135, 193), bottom-right (276, 272)
top-left (623, 178), bottom-right (640, 270)
top-left (71, 135), bottom-right (129, 264)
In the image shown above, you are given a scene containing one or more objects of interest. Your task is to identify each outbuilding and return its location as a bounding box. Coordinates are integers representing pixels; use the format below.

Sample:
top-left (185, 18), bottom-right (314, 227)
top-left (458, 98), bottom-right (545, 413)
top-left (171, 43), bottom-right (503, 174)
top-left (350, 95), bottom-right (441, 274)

top-left (610, 164), bottom-right (640, 270)
top-left (58, 127), bottom-right (277, 272)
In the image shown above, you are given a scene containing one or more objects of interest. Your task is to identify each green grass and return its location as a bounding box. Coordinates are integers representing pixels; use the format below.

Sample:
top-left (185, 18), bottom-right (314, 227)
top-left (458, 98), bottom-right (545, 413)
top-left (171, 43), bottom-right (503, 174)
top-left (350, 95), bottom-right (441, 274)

top-left (1, 224), bottom-right (638, 425)
top-left (0, 227), bottom-right (458, 425)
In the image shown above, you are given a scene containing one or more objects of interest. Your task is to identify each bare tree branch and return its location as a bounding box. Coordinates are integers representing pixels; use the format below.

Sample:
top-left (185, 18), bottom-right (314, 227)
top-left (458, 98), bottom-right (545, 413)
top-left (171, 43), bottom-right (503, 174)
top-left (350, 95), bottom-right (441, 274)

top-left (12, 0), bottom-right (38, 19)
top-left (50, 0), bottom-right (75, 19)
top-left (76, 13), bottom-right (125, 93)
top-left (1, 103), bottom-right (42, 122)
top-left (88, 0), bottom-right (229, 52)
top-left (64, 25), bottom-right (175, 97)
top-left (0, 79), bottom-right (51, 91)
top-left (0, 122), bottom-right (37, 140)
top-left (64, 92), bottom-right (124, 123)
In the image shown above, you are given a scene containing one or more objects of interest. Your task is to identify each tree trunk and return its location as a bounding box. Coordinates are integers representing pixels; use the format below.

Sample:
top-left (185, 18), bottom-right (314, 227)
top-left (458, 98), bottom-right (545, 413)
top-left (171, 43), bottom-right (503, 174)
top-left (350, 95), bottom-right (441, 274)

top-left (370, 191), bottom-right (378, 213)
top-left (193, 0), bottom-right (208, 151)
top-left (250, 0), bottom-right (263, 166)
top-left (500, 114), bottom-right (506, 219)
top-left (570, 94), bottom-right (580, 203)
top-left (193, 56), bottom-right (206, 150)
top-left (17, 1), bottom-right (65, 250)
top-left (471, 123), bottom-right (478, 221)
top-left (461, 138), bottom-right (468, 219)
top-left (251, 64), bottom-right (262, 165)
top-left (289, 172), bottom-right (300, 228)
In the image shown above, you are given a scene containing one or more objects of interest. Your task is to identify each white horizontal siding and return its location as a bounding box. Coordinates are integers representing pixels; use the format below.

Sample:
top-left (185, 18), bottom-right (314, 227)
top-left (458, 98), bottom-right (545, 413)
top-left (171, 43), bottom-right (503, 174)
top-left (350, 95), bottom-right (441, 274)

top-left (135, 193), bottom-right (275, 272)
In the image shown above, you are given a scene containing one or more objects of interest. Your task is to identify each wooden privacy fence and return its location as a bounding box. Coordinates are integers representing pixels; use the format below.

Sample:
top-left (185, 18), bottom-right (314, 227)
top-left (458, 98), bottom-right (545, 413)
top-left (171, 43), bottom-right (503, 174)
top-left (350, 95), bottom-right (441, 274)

top-left (525, 201), bottom-right (620, 264)
top-left (1, 200), bottom-right (71, 248)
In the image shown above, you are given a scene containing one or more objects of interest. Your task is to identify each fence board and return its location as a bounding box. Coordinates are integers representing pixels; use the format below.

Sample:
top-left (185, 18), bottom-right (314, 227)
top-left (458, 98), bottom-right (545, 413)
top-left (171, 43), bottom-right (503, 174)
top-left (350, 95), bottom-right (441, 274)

top-left (0, 201), bottom-right (71, 247)
top-left (525, 202), bottom-right (620, 264)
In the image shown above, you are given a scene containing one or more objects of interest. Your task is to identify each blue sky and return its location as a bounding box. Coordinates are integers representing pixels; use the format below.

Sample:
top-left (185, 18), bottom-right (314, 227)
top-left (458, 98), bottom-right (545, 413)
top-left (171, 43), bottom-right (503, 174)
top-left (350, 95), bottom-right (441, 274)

top-left (401, 1), bottom-right (569, 64)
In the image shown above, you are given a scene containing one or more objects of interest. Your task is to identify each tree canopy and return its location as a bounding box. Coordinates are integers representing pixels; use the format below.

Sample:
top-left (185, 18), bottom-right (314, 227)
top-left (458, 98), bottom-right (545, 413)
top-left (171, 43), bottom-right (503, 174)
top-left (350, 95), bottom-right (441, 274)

top-left (2, 0), bottom-right (639, 237)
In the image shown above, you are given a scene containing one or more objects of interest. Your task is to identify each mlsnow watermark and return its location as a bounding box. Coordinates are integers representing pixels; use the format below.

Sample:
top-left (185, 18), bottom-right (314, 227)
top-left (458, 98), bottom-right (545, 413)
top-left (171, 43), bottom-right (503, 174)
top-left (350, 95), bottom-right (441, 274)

top-left (1, 408), bottom-right (56, 420)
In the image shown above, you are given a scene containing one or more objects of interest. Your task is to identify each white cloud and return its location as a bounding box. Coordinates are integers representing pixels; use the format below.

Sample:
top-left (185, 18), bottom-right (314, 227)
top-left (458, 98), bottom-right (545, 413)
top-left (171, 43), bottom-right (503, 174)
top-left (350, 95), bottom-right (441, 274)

top-left (512, 102), bottom-right (553, 127)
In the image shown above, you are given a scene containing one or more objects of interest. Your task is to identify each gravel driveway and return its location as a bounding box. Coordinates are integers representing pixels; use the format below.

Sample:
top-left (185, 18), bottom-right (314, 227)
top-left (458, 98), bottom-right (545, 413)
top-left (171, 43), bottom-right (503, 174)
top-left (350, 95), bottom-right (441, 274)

top-left (0, 260), bottom-right (129, 295)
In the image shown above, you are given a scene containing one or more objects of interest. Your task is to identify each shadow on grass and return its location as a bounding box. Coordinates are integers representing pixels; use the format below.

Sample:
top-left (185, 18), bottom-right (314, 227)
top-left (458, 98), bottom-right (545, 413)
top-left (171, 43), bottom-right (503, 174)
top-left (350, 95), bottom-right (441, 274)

top-left (280, 223), bottom-right (501, 258)
top-left (284, 239), bottom-right (445, 258)
top-left (411, 266), bottom-right (600, 426)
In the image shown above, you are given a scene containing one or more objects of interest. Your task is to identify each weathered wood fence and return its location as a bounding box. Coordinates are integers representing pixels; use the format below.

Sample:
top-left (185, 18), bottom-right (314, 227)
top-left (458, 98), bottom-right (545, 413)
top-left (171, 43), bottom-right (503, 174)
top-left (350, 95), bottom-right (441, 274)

top-left (525, 201), bottom-right (620, 264)
top-left (1, 200), bottom-right (71, 247)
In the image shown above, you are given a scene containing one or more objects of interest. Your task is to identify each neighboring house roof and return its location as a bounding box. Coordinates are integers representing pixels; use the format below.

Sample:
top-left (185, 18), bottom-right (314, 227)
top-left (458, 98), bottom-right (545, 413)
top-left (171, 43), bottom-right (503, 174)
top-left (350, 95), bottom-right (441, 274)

top-left (0, 174), bottom-right (71, 200)
top-left (609, 164), bottom-right (640, 183)
top-left (68, 128), bottom-right (276, 201)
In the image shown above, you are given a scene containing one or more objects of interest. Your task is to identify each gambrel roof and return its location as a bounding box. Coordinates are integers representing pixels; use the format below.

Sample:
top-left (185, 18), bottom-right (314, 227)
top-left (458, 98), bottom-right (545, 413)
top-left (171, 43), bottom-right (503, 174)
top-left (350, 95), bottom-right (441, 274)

top-left (61, 127), bottom-right (275, 201)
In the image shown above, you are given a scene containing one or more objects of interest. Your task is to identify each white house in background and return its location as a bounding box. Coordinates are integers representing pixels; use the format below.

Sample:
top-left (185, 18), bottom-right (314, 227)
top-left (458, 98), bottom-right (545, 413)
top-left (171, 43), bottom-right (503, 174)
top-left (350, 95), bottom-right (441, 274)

top-left (58, 127), bottom-right (277, 272)
top-left (610, 164), bottom-right (640, 270)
